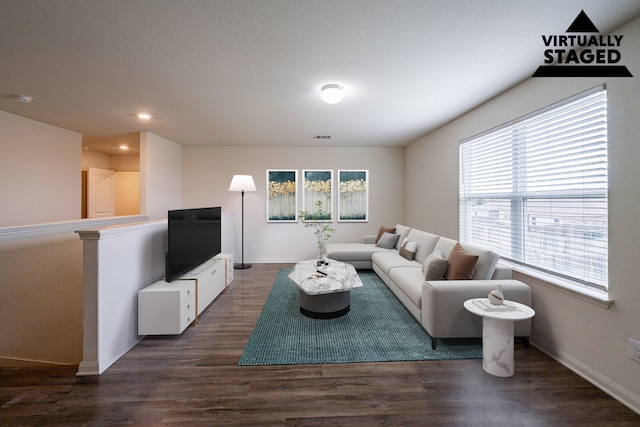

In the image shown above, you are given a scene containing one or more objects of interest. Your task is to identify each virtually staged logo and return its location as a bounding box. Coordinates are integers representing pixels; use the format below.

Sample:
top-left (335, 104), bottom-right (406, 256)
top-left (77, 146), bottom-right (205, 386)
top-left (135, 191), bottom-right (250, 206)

top-left (533, 10), bottom-right (633, 77)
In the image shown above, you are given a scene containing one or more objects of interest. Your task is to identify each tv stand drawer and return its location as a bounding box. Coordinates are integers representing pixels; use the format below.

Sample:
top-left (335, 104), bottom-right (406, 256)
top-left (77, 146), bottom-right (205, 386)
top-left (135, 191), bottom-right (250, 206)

top-left (138, 280), bottom-right (196, 335)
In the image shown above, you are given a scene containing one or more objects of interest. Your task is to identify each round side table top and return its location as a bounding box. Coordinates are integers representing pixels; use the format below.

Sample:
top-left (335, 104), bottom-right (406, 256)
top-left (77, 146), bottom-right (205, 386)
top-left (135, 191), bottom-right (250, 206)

top-left (464, 298), bottom-right (535, 321)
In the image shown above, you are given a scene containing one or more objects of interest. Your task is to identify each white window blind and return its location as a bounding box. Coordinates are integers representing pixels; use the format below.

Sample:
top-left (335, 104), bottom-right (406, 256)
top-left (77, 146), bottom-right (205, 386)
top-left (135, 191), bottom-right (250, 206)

top-left (460, 85), bottom-right (608, 290)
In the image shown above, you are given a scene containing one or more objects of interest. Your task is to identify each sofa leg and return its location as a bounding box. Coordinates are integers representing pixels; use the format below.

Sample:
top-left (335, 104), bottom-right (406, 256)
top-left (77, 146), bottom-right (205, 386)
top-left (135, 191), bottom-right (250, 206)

top-left (431, 337), bottom-right (437, 350)
top-left (523, 337), bottom-right (530, 348)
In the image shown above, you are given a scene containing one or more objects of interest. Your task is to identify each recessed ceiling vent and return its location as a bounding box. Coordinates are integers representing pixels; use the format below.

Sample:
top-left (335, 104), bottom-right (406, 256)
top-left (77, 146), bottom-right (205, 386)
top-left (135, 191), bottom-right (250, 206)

top-left (313, 135), bottom-right (331, 140)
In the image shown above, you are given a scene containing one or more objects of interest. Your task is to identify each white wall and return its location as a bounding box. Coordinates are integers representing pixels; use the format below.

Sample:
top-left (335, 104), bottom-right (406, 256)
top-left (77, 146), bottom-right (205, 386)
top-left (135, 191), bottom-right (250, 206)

top-left (77, 220), bottom-right (167, 376)
top-left (0, 111), bottom-right (81, 227)
top-left (182, 146), bottom-right (405, 263)
top-left (0, 217), bottom-right (147, 365)
top-left (406, 16), bottom-right (640, 412)
top-left (111, 154), bottom-right (140, 171)
top-left (81, 150), bottom-right (111, 170)
top-left (115, 171), bottom-right (140, 216)
top-left (81, 151), bottom-right (140, 172)
top-left (0, 121), bottom-right (179, 366)
top-left (140, 132), bottom-right (183, 219)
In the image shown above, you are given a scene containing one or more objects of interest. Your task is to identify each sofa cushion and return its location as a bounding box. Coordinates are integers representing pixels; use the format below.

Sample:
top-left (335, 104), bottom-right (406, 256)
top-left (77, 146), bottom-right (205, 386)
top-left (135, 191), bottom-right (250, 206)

top-left (399, 239), bottom-right (417, 260)
top-left (445, 243), bottom-right (478, 280)
top-left (394, 224), bottom-right (412, 250)
top-left (388, 267), bottom-right (425, 309)
top-left (405, 229), bottom-right (440, 264)
top-left (375, 226), bottom-right (396, 243)
top-left (432, 236), bottom-right (500, 280)
top-left (422, 250), bottom-right (448, 280)
top-left (433, 236), bottom-right (458, 257)
top-left (462, 243), bottom-right (501, 280)
top-left (325, 243), bottom-right (390, 261)
top-left (376, 232), bottom-right (400, 249)
top-left (371, 251), bottom-right (421, 276)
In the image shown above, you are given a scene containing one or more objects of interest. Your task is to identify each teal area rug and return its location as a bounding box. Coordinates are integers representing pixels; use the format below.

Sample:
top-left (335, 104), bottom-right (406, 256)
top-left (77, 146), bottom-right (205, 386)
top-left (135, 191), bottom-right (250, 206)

top-left (238, 269), bottom-right (482, 366)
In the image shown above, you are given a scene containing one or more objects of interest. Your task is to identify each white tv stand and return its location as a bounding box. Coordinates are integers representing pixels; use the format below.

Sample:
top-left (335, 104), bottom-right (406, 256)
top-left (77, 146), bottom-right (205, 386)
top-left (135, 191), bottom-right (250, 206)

top-left (138, 253), bottom-right (233, 335)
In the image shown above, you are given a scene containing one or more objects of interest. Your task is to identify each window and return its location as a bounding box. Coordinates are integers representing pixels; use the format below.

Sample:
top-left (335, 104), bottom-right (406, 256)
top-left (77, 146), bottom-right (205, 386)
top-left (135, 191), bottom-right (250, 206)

top-left (459, 85), bottom-right (608, 290)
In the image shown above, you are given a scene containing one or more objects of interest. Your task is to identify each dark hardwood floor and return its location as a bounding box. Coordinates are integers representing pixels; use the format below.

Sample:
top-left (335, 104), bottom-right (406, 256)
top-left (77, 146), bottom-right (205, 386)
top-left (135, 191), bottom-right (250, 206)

top-left (1, 263), bottom-right (639, 426)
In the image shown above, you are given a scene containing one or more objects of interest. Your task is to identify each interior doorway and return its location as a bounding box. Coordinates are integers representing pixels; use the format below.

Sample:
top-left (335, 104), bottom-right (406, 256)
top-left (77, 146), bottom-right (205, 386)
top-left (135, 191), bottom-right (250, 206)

top-left (82, 168), bottom-right (140, 218)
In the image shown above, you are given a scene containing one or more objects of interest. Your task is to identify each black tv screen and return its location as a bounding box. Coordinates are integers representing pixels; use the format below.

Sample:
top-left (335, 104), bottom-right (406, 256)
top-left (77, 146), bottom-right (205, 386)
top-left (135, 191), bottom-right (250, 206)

top-left (166, 207), bottom-right (221, 282)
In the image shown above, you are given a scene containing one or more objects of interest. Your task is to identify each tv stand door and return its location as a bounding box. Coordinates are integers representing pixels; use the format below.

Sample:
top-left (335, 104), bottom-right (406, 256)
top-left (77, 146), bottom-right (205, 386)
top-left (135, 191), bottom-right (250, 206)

top-left (183, 257), bottom-right (225, 316)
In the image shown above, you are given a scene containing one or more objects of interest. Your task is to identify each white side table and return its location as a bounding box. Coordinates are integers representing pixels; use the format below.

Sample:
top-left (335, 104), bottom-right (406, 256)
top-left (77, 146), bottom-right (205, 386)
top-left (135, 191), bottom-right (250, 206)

top-left (464, 298), bottom-right (535, 377)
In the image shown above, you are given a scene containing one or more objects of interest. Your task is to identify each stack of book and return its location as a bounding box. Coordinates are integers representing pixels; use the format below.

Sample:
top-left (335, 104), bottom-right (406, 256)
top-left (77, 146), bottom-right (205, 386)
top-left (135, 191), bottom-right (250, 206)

top-left (473, 299), bottom-right (517, 312)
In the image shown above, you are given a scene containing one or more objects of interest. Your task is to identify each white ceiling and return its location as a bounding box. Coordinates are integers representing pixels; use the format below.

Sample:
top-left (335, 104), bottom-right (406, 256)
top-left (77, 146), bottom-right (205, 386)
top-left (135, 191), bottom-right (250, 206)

top-left (1, 1), bottom-right (639, 153)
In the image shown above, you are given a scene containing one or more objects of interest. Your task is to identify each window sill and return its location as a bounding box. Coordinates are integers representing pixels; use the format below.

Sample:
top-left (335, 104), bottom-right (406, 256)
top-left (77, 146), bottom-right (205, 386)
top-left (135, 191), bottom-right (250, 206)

top-left (500, 261), bottom-right (614, 309)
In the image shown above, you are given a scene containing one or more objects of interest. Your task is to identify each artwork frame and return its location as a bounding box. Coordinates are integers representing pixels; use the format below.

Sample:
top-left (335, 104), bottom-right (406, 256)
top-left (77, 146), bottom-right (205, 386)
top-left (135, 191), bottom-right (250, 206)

top-left (338, 170), bottom-right (369, 222)
top-left (301, 169), bottom-right (334, 222)
top-left (266, 169), bottom-right (298, 222)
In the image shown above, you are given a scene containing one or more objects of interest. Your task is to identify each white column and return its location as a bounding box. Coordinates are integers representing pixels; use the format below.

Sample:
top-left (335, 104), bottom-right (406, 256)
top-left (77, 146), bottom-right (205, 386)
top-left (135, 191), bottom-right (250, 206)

top-left (482, 317), bottom-right (515, 377)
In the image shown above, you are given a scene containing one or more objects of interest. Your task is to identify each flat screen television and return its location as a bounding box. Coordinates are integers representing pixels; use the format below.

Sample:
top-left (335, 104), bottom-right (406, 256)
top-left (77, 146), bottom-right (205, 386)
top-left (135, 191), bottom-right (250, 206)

top-left (166, 206), bottom-right (221, 282)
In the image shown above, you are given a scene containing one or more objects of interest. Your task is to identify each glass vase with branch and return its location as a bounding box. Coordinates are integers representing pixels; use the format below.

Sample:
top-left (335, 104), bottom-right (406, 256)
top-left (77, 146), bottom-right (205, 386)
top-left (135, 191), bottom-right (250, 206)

top-left (299, 200), bottom-right (335, 262)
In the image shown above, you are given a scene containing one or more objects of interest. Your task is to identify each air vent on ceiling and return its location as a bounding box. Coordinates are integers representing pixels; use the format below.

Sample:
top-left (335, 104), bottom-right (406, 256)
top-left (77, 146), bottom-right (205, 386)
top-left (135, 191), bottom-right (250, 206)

top-left (313, 135), bottom-right (331, 140)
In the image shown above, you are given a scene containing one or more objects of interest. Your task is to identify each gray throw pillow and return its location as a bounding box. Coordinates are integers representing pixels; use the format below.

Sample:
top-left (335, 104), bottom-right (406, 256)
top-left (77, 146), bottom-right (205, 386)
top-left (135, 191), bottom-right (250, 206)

top-left (423, 250), bottom-right (448, 280)
top-left (375, 232), bottom-right (400, 249)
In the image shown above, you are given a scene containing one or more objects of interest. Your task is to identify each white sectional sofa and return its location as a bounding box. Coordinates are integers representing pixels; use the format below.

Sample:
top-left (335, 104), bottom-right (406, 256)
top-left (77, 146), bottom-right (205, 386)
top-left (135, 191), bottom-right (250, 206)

top-left (325, 224), bottom-right (531, 349)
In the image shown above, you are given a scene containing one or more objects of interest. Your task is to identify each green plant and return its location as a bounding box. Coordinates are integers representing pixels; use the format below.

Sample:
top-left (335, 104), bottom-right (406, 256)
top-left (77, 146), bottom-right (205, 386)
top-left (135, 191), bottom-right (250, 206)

top-left (299, 200), bottom-right (335, 258)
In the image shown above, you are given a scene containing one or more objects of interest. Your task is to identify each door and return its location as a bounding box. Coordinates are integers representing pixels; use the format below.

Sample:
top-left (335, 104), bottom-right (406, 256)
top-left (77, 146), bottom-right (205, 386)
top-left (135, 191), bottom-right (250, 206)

top-left (88, 167), bottom-right (116, 218)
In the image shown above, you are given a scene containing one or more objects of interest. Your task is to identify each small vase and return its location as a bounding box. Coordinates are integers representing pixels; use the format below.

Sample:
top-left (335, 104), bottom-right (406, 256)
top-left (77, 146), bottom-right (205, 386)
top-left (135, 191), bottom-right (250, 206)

top-left (317, 245), bottom-right (327, 265)
top-left (488, 284), bottom-right (504, 305)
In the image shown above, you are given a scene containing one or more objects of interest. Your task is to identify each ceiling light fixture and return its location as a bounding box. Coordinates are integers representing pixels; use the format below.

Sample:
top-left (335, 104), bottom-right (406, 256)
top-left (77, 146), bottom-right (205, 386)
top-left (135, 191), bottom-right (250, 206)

top-left (119, 144), bottom-right (129, 150)
top-left (320, 84), bottom-right (344, 104)
top-left (136, 112), bottom-right (152, 120)
top-left (14, 94), bottom-right (34, 103)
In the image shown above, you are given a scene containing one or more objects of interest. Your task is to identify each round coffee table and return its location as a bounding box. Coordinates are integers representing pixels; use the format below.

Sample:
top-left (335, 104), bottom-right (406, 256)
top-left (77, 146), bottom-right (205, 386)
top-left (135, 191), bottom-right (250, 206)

top-left (464, 298), bottom-right (535, 377)
top-left (288, 259), bottom-right (363, 319)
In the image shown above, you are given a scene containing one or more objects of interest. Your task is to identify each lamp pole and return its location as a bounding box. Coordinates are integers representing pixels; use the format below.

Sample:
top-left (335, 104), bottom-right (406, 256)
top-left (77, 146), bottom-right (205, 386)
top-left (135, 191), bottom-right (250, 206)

top-left (229, 175), bottom-right (255, 269)
top-left (236, 188), bottom-right (251, 269)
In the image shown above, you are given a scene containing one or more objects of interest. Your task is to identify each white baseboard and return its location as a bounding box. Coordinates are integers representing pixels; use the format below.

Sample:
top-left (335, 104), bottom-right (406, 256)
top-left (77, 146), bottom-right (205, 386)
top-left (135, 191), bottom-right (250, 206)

top-left (76, 338), bottom-right (142, 376)
top-left (531, 337), bottom-right (640, 415)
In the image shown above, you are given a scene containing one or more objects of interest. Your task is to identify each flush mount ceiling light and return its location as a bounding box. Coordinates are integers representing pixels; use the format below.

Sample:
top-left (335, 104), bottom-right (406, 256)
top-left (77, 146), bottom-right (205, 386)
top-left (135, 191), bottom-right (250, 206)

top-left (136, 112), bottom-right (152, 120)
top-left (14, 94), bottom-right (34, 103)
top-left (320, 84), bottom-right (344, 104)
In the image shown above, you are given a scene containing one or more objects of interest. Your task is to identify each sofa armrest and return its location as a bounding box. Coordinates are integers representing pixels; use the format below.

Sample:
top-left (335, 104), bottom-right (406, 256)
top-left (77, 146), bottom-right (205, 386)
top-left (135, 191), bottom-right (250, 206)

top-left (492, 263), bottom-right (512, 279)
top-left (421, 279), bottom-right (531, 339)
top-left (362, 235), bottom-right (377, 244)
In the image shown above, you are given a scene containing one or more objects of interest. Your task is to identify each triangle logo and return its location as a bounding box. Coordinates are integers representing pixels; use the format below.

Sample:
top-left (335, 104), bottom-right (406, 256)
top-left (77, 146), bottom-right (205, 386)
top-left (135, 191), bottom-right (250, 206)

top-left (566, 10), bottom-right (599, 33)
top-left (533, 9), bottom-right (632, 77)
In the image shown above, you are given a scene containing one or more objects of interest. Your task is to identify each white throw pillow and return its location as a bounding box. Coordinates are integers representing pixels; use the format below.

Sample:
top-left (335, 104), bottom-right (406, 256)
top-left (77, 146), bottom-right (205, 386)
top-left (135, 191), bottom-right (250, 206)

top-left (401, 238), bottom-right (418, 252)
top-left (399, 239), bottom-right (418, 260)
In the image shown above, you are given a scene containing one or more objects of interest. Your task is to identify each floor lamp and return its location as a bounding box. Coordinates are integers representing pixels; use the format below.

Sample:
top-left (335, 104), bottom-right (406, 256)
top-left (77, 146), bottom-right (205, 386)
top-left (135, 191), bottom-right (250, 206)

top-left (229, 175), bottom-right (256, 269)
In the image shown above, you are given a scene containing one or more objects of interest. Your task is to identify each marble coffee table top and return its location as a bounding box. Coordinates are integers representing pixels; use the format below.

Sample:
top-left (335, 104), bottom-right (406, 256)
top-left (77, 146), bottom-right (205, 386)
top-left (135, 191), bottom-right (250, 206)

top-left (289, 259), bottom-right (363, 295)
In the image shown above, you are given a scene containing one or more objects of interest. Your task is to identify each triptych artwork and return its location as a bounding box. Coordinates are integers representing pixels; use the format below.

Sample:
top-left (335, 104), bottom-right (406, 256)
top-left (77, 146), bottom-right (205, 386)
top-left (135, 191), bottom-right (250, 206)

top-left (266, 169), bottom-right (368, 223)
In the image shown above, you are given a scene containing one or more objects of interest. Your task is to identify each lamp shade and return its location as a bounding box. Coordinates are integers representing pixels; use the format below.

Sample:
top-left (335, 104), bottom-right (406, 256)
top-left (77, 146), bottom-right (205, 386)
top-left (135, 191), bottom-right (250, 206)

top-left (229, 175), bottom-right (256, 192)
top-left (320, 84), bottom-right (344, 104)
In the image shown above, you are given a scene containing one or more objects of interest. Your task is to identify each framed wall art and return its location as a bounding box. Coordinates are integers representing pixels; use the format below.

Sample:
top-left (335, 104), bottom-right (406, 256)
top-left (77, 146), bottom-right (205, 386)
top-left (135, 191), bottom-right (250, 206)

top-left (301, 170), bottom-right (333, 221)
top-left (338, 170), bottom-right (368, 222)
top-left (266, 169), bottom-right (298, 222)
